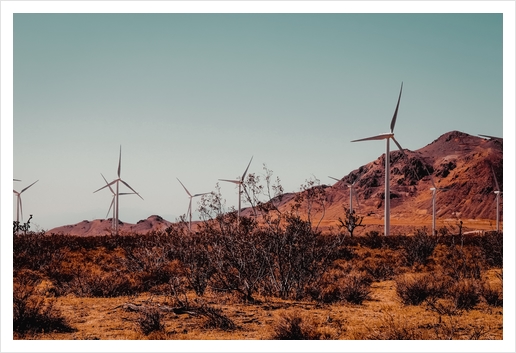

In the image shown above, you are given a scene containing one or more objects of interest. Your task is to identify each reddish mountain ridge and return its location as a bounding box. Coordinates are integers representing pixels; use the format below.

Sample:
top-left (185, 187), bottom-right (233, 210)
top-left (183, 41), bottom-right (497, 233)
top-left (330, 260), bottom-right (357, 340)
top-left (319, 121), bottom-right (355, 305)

top-left (46, 215), bottom-right (174, 237)
top-left (268, 130), bottom-right (503, 234)
top-left (47, 131), bottom-right (503, 236)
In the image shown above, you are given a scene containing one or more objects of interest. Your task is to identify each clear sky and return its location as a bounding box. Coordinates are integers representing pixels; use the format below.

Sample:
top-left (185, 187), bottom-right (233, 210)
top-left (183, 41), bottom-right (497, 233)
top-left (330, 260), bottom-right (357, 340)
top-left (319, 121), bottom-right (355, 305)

top-left (4, 6), bottom-right (511, 232)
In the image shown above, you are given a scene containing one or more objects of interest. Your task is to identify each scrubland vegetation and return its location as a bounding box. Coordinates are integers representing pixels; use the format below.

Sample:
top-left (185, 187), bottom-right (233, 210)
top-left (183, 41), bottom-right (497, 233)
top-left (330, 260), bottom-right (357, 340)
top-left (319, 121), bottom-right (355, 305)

top-left (12, 169), bottom-right (503, 340)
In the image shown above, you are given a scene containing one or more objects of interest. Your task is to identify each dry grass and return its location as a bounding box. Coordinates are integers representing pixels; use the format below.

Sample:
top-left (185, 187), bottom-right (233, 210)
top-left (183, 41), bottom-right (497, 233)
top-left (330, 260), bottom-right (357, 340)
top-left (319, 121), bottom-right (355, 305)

top-left (13, 270), bottom-right (502, 340)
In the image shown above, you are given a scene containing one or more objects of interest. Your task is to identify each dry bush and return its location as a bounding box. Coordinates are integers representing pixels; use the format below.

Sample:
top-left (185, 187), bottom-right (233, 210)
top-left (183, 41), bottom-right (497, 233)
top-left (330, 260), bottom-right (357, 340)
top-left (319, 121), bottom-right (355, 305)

top-left (13, 270), bottom-right (74, 335)
top-left (395, 272), bottom-right (450, 305)
top-left (270, 310), bottom-right (332, 340)
top-left (198, 305), bottom-right (236, 331)
top-left (449, 279), bottom-right (482, 310)
top-left (357, 248), bottom-right (404, 281)
top-left (309, 270), bottom-right (371, 304)
top-left (136, 306), bottom-right (164, 335)
top-left (431, 245), bottom-right (484, 281)
top-left (480, 283), bottom-right (503, 307)
top-left (402, 232), bottom-right (437, 266)
top-left (363, 312), bottom-right (424, 340)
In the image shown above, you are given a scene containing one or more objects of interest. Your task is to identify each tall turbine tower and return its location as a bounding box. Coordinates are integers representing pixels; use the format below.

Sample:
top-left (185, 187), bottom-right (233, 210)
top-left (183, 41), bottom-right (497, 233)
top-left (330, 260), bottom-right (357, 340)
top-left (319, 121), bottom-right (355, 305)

top-left (491, 166), bottom-right (502, 232)
top-left (219, 156), bottom-right (253, 222)
top-left (94, 146), bottom-right (143, 235)
top-left (177, 178), bottom-right (209, 232)
top-left (13, 180), bottom-right (39, 224)
top-left (351, 83), bottom-right (407, 236)
top-left (429, 176), bottom-right (449, 236)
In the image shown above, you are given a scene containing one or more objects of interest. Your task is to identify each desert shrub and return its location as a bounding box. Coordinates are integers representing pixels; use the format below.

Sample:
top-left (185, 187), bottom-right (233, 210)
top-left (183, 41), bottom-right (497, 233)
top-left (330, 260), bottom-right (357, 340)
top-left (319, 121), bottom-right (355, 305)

top-left (363, 312), bottom-right (423, 340)
top-left (402, 232), bottom-right (437, 266)
top-left (395, 273), bottom-right (450, 305)
top-left (13, 270), bottom-right (74, 334)
top-left (432, 245), bottom-right (484, 281)
top-left (309, 269), bottom-right (371, 304)
top-left (362, 231), bottom-right (383, 249)
top-left (480, 283), bottom-right (503, 307)
top-left (478, 232), bottom-right (503, 268)
top-left (136, 306), bottom-right (164, 335)
top-left (270, 311), bottom-right (324, 340)
top-left (449, 279), bottom-right (481, 310)
top-left (357, 248), bottom-right (404, 281)
top-left (198, 305), bottom-right (236, 331)
top-left (339, 271), bottom-right (372, 304)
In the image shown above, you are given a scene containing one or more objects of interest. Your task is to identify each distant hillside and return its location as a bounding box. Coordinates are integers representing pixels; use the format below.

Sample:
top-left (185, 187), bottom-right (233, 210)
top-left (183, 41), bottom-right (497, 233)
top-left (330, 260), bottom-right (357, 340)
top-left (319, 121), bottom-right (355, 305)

top-left (46, 215), bottom-right (174, 236)
top-left (263, 130), bottom-right (503, 234)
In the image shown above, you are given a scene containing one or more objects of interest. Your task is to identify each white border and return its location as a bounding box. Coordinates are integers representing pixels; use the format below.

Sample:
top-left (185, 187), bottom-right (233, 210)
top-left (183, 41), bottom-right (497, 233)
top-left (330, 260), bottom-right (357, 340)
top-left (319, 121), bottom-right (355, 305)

top-left (2, 1), bottom-right (514, 352)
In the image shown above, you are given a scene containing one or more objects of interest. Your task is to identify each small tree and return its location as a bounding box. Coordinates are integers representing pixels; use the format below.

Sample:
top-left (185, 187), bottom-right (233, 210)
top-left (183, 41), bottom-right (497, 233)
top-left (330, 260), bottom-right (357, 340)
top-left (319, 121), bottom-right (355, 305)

top-left (338, 207), bottom-right (364, 237)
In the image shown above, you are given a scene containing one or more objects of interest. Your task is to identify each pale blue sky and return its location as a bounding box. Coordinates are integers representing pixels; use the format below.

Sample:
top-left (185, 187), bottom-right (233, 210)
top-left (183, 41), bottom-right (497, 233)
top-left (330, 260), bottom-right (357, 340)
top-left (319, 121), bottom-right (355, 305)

top-left (8, 12), bottom-right (506, 230)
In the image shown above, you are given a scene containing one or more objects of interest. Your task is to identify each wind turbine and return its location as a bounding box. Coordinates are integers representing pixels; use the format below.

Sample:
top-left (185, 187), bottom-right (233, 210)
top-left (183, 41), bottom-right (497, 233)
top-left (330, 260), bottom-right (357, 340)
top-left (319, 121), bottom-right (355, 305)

top-left (219, 156), bottom-right (253, 221)
top-left (177, 178), bottom-right (210, 232)
top-left (100, 173), bottom-right (135, 230)
top-left (94, 146), bottom-right (143, 235)
top-left (328, 176), bottom-right (360, 213)
top-left (13, 180), bottom-right (38, 224)
top-left (491, 166), bottom-right (502, 232)
top-left (351, 82), bottom-right (406, 236)
top-left (429, 176), bottom-right (449, 236)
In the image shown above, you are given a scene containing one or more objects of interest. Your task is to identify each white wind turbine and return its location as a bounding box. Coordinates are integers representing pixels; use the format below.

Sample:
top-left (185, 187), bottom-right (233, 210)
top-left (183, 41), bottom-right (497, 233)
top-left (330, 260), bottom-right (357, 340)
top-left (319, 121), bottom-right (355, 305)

top-left (351, 82), bottom-right (406, 236)
top-left (177, 178), bottom-right (210, 232)
top-left (429, 176), bottom-right (449, 236)
top-left (94, 146), bottom-right (143, 235)
top-left (491, 166), bottom-right (502, 232)
top-left (13, 180), bottom-right (39, 224)
top-left (328, 176), bottom-right (360, 213)
top-left (100, 173), bottom-right (136, 230)
top-left (219, 156), bottom-right (253, 221)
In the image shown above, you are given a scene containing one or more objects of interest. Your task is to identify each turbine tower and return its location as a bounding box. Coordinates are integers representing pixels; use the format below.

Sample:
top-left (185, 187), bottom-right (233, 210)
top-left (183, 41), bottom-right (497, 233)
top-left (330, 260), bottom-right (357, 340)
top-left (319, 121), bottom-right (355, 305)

top-left (219, 156), bottom-right (253, 221)
top-left (94, 146), bottom-right (143, 235)
top-left (491, 166), bottom-right (502, 232)
top-left (351, 82), bottom-right (406, 236)
top-left (328, 175), bottom-right (360, 213)
top-left (13, 180), bottom-right (38, 224)
top-left (429, 176), bottom-right (448, 236)
top-left (177, 178), bottom-right (209, 232)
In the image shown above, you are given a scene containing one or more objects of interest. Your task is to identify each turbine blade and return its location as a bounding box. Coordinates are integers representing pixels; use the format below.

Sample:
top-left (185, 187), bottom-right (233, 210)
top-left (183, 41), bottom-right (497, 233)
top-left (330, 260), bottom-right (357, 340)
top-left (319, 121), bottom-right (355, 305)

top-left (242, 156), bottom-right (253, 180)
top-left (107, 197), bottom-right (115, 218)
top-left (491, 166), bottom-right (500, 191)
top-left (390, 82), bottom-right (403, 133)
top-left (353, 189), bottom-right (360, 209)
top-left (391, 137), bottom-right (406, 158)
top-left (219, 179), bottom-right (241, 185)
top-left (328, 176), bottom-right (341, 182)
top-left (351, 133), bottom-right (391, 142)
top-left (479, 134), bottom-right (502, 140)
top-left (101, 173), bottom-right (116, 195)
top-left (19, 197), bottom-right (23, 222)
top-left (13, 179), bottom-right (21, 181)
top-left (177, 178), bottom-right (192, 197)
top-left (120, 179), bottom-right (144, 200)
top-left (20, 180), bottom-right (38, 194)
top-left (430, 175), bottom-right (436, 189)
top-left (94, 180), bottom-right (117, 193)
top-left (118, 145), bottom-right (122, 178)
top-left (192, 192), bottom-right (210, 198)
